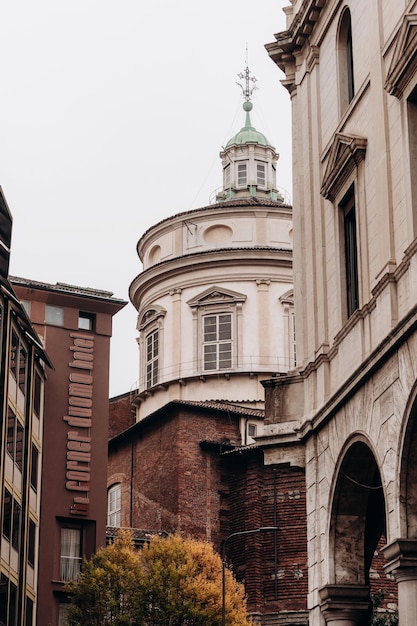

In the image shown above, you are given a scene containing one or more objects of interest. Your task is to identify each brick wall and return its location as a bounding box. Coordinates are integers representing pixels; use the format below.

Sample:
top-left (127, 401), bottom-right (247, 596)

top-left (108, 404), bottom-right (241, 539)
top-left (222, 451), bottom-right (308, 616)
top-left (109, 392), bottom-right (135, 438)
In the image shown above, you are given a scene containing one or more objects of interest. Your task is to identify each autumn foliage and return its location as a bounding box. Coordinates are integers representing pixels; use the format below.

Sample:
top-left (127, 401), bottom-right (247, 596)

top-left (66, 530), bottom-right (252, 626)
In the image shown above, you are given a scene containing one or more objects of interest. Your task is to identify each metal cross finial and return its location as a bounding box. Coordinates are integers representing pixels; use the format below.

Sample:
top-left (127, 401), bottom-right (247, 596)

top-left (236, 47), bottom-right (258, 102)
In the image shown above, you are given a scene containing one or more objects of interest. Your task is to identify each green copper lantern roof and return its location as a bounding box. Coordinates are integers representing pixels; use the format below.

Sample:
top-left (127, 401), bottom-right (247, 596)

top-left (225, 101), bottom-right (272, 148)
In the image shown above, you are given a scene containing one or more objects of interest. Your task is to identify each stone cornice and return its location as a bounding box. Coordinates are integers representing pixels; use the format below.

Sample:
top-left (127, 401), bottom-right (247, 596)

top-left (297, 303), bottom-right (417, 440)
top-left (266, 0), bottom-right (326, 75)
top-left (385, 13), bottom-right (417, 98)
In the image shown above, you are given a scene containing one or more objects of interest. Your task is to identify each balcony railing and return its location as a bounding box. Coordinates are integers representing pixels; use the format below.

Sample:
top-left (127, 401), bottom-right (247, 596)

top-left (135, 353), bottom-right (296, 394)
top-left (60, 555), bottom-right (82, 582)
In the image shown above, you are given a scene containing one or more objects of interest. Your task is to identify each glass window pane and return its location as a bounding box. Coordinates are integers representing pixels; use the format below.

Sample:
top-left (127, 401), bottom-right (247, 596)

top-left (257, 163), bottom-right (266, 186)
top-left (31, 445), bottom-right (39, 491)
top-left (12, 499), bottom-right (21, 550)
top-left (2, 488), bottom-right (12, 540)
top-left (60, 528), bottom-right (81, 581)
top-left (218, 315), bottom-right (231, 340)
top-left (238, 162), bottom-right (247, 186)
top-left (219, 343), bottom-right (232, 368)
top-left (45, 305), bottom-right (64, 326)
top-left (204, 316), bottom-right (217, 341)
top-left (78, 312), bottom-right (95, 331)
top-left (18, 345), bottom-right (27, 393)
top-left (34, 371), bottom-right (42, 416)
top-left (204, 345), bottom-right (217, 370)
top-left (7, 408), bottom-right (15, 460)
top-left (28, 519), bottom-right (36, 566)
top-left (10, 330), bottom-right (18, 380)
top-left (15, 422), bottom-right (24, 472)
top-left (107, 484), bottom-right (121, 527)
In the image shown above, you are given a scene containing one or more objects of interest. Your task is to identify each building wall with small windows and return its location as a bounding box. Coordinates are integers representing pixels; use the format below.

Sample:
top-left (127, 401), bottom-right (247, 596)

top-left (10, 277), bottom-right (126, 626)
top-left (265, 1), bottom-right (417, 623)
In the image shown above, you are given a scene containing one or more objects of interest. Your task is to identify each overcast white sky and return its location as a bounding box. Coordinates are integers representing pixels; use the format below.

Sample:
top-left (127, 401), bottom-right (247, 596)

top-left (0, 1), bottom-right (292, 397)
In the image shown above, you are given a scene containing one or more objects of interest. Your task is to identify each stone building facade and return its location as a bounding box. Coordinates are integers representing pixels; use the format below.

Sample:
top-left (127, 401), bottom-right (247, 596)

top-left (265, 1), bottom-right (417, 624)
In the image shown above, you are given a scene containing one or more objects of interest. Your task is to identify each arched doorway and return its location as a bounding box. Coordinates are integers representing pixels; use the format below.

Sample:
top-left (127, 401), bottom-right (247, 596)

top-left (320, 439), bottom-right (386, 625)
top-left (382, 393), bottom-right (417, 625)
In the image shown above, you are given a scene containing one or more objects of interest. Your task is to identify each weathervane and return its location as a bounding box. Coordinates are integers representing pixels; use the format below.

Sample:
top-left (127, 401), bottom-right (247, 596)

top-left (236, 46), bottom-right (258, 102)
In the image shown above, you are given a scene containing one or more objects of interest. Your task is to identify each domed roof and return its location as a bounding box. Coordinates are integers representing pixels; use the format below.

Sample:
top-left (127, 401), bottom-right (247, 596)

top-left (226, 101), bottom-right (272, 148)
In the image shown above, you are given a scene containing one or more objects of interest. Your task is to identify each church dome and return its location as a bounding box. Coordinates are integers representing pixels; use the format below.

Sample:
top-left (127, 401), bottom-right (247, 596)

top-left (226, 101), bottom-right (272, 148)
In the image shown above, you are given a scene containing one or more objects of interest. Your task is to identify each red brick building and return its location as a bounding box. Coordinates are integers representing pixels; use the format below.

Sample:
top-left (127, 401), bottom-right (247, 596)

top-left (108, 397), bottom-right (309, 624)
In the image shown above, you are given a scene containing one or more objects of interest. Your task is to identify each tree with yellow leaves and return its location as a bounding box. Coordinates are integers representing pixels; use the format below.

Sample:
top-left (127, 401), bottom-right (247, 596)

top-left (66, 530), bottom-right (252, 626)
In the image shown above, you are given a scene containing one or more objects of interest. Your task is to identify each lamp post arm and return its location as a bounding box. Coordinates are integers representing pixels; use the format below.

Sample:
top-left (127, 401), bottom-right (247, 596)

top-left (221, 526), bottom-right (278, 626)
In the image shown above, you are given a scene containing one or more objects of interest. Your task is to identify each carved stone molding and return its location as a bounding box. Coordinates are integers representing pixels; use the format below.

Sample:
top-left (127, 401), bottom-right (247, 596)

top-left (319, 584), bottom-right (370, 624)
top-left (321, 133), bottom-right (367, 202)
top-left (385, 13), bottom-right (417, 98)
top-left (186, 286), bottom-right (246, 309)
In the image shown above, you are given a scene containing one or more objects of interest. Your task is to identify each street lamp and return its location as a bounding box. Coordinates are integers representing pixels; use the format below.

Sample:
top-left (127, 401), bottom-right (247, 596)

top-left (221, 526), bottom-right (278, 626)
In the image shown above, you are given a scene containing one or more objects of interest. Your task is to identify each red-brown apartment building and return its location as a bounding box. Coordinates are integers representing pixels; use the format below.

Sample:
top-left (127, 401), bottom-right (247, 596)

top-left (11, 277), bottom-right (125, 626)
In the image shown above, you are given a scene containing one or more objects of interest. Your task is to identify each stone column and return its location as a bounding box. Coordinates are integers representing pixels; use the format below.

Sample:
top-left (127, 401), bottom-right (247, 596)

top-left (319, 584), bottom-right (370, 625)
top-left (382, 539), bottom-right (417, 625)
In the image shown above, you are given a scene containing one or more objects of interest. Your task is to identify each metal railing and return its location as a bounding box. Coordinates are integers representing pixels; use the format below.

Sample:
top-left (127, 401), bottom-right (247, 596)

top-left (60, 555), bottom-right (82, 582)
top-left (135, 354), bottom-right (295, 394)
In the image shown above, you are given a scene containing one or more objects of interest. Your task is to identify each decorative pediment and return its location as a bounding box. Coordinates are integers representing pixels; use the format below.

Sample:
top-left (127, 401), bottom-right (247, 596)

top-left (321, 133), bottom-right (367, 202)
top-left (385, 13), bottom-right (417, 98)
top-left (137, 305), bottom-right (166, 331)
top-left (187, 286), bottom-right (246, 308)
top-left (279, 289), bottom-right (294, 306)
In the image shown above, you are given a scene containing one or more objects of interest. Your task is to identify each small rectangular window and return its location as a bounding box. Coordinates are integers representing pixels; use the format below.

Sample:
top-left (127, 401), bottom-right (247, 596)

top-left (45, 305), bottom-right (64, 326)
top-left (58, 604), bottom-right (70, 626)
top-left (12, 499), bottom-right (21, 551)
top-left (20, 300), bottom-right (31, 316)
top-left (2, 488), bottom-right (12, 541)
top-left (33, 371), bottom-right (42, 416)
top-left (248, 423), bottom-right (257, 438)
top-left (107, 484), bottom-right (121, 527)
top-left (28, 519), bottom-right (36, 566)
top-left (25, 596), bottom-right (34, 626)
top-left (257, 162), bottom-right (266, 187)
top-left (291, 312), bottom-right (297, 367)
top-left (224, 163), bottom-right (231, 188)
top-left (146, 330), bottom-right (159, 388)
top-left (31, 445), bottom-right (39, 491)
top-left (78, 312), bottom-right (95, 331)
top-left (18, 344), bottom-right (27, 394)
top-left (9, 330), bottom-right (18, 380)
top-left (237, 162), bottom-right (247, 187)
top-left (6, 407), bottom-right (24, 472)
top-left (340, 185), bottom-right (359, 317)
top-left (60, 527), bottom-right (82, 582)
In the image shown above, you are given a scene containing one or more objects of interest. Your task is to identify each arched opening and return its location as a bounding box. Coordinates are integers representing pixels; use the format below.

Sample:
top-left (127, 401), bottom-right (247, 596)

top-left (330, 440), bottom-right (385, 586)
top-left (400, 392), bottom-right (417, 539)
top-left (320, 440), bottom-right (393, 623)
top-left (338, 7), bottom-right (355, 114)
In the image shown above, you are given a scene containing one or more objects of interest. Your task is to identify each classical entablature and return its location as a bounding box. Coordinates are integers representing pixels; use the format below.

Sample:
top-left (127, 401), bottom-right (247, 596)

top-left (186, 286), bottom-right (247, 309)
top-left (266, 0), bottom-right (325, 92)
top-left (385, 13), bottom-right (417, 98)
top-left (320, 133), bottom-right (367, 201)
